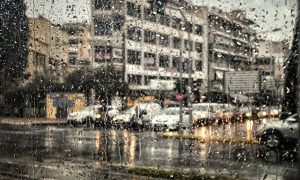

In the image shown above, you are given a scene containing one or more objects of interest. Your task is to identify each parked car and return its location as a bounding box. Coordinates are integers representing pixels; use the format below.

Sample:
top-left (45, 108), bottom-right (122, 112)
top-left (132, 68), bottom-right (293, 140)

top-left (255, 113), bottom-right (299, 149)
top-left (151, 107), bottom-right (190, 131)
top-left (106, 105), bottom-right (120, 119)
top-left (67, 105), bottom-right (110, 127)
top-left (239, 105), bottom-right (259, 120)
top-left (112, 102), bottom-right (162, 128)
top-left (192, 103), bottom-right (233, 125)
top-left (218, 106), bottom-right (242, 122)
top-left (112, 108), bottom-right (136, 127)
top-left (139, 102), bottom-right (162, 126)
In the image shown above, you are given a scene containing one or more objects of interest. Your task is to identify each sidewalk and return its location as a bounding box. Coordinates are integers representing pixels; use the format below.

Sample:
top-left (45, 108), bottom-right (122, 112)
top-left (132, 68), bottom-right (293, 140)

top-left (0, 117), bottom-right (67, 126)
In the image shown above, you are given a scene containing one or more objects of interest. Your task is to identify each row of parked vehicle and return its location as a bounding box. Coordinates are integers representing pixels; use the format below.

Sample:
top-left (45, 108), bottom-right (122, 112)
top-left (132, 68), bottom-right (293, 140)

top-left (67, 102), bottom-right (281, 130)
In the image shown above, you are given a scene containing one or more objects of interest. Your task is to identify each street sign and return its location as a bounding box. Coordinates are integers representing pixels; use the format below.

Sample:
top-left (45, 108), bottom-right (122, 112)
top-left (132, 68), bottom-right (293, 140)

top-left (224, 71), bottom-right (260, 93)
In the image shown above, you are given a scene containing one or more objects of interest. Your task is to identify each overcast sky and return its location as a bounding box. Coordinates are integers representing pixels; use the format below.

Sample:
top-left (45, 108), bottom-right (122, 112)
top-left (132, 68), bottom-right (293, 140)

top-left (25, 0), bottom-right (298, 45)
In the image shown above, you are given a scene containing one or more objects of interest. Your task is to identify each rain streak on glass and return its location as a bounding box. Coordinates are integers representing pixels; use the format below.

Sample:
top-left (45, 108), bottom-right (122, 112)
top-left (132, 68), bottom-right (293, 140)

top-left (0, 0), bottom-right (299, 179)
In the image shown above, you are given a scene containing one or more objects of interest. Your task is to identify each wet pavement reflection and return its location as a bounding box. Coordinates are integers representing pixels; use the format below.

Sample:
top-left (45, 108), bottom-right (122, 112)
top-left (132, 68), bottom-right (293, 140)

top-left (0, 120), bottom-right (297, 179)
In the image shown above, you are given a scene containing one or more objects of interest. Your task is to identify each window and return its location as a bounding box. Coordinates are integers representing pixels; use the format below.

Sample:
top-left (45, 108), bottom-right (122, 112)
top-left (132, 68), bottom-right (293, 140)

top-left (128, 74), bottom-right (142, 85)
top-left (195, 42), bottom-right (203, 53)
top-left (68, 39), bottom-right (78, 45)
top-left (94, 0), bottom-right (112, 10)
top-left (159, 15), bottom-right (170, 26)
top-left (184, 40), bottom-right (193, 51)
top-left (172, 37), bottom-right (181, 49)
top-left (144, 30), bottom-right (156, 44)
top-left (127, 50), bottom-right (141, 64)
top-left (144, 52), bottom-right (156, 67)
top-left (195, 61), bottom-right (202, 71)
top-left (127, 26), bottom-right (141, 41)
top-left (127, 2), bottom-right (141, 18)
top-left (195, 24), bottom-right (203, 35)
top-left (144, 76), bottom-right (157, 85)
top-left (182, 60), bottom-right (189, 73)
top-left (172, 57), bottom-right (180, 71)
top-left (95, 46), bottom-right (111, 62)
top-left (113, 14), bottom-right (124, 31)
top-left (184, 22), bottom-right (193, 32)
top-left (33, 52), bottom-right (45, 67)
top-left (94, 19), bottom-right (112, 36)
top-left (159, 54), bottom-right (169, 67)
top-left (160, 76), bottom-right (171, 80)
top-left (68, 57), bottom-right (76, 65)
top-left (159, 34), bottom-right (169, 47)
top-left (144, 7), bottom-right (156, 22)
top-left (172, 17), bottom-right (181, 29)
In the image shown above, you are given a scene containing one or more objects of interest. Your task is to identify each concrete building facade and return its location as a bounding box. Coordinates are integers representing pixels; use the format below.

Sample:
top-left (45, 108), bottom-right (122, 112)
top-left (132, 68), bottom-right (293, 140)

top-left (90, 0), bottom-right (208, 94)
top-left (26, 17), bottom-right (69, 82)
top-left (204, 7), bottom-right (256, 92)
top-left (254, 39), bottom-right (289, 99)
top-left (62, 22), bottom-right (92, 70)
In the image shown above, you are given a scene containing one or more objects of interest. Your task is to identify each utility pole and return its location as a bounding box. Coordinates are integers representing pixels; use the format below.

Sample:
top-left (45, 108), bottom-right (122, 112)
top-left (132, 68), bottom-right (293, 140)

top-left (177, 8), bottom-right (193, 134)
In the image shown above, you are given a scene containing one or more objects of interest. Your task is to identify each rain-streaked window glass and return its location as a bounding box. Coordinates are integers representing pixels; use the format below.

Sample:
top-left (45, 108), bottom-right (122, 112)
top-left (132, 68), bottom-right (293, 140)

top-left (195, 24), bottom-right (203, 35)
top-left (127, 26), bottom-right (141, 41)
top-left (144, 7), bottom-right (156, 22)
top-left (184, 39), bottom-right (193, 51)
top-left (172, 36), bottom-right (181, 49)
top-left (159, 54), bottom-right (169, 67)
top-left (158, 33), bottom-right (169, 47)
top-left (127, 2), bottom-right (141, 18)
top-left (94, 0), bottom-right (112, 10)
top-left (159, 14), bottom-right (170, 26)
top-left (113, 14), bottom-right (124, 31)
top-left (94, 19), bottom-right (112, 36)
top-left (144, 30), bottom-right (156, 44)
top-left (195, 42), bottom-right (203, 53)
top-left (127, 49), bottom-right (141, 64)
top-left (1, 0), bottom-right (299, 179)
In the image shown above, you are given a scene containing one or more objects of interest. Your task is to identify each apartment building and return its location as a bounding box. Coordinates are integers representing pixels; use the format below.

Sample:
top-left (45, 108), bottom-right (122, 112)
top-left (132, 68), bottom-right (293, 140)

top-left (90, 0), bottom-right (208, 94)
top-left (204, 7), bottom-right (256, 91)
top-left (26, 16), bottom-right (69, 82)
top-left (62, 22), bottom-right (92, 70)
top-left (254, 39), bottom-right (288, 97)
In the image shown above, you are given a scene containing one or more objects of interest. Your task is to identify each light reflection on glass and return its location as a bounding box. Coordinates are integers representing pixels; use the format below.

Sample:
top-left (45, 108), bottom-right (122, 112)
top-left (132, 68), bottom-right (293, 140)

top-left (95, 131), bottom-right (101, 151)
top-left (245, 120), bottom-right (254, 140)
top-left (123, 130), bottom-right (129, 161)
top-left (199, 143), bottom-right (207, 161)
top-left (128, 134), bottom-right (136, 165)
top-left (168, 140), bottom-right (173, 159)
top-left (111, 129), bottom-right (117, 151)
top-left (44, 127), bottom-right (55, 150)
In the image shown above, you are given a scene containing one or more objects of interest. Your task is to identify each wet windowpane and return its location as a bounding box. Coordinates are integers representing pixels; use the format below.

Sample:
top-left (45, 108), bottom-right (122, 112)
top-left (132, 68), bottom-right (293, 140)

top-left (1, 0), bottom-right (299, 179)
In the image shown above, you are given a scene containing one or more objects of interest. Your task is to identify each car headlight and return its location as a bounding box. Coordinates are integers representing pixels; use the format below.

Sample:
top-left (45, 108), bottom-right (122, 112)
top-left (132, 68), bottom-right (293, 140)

top-left (96, 114), bottom-right (101, 119)
top-left (270, 110), bottom-right (278, 116)
top-left (245, 112), bottom-right (252, 117)
top-left (260, 112), bottom-right (267, 116)
top-left (192, 114), bottom-right (198, 121)
top-left (200, 112), bottom-right (207, 118)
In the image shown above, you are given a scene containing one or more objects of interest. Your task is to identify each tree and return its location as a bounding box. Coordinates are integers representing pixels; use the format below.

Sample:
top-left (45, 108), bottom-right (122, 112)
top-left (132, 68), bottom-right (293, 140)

top-left (64, 66), bottom-right (129, 104)
top-left (282, 11), bottom-right (299, 113)
top-left (0, 0), bottom-right (29, 82)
